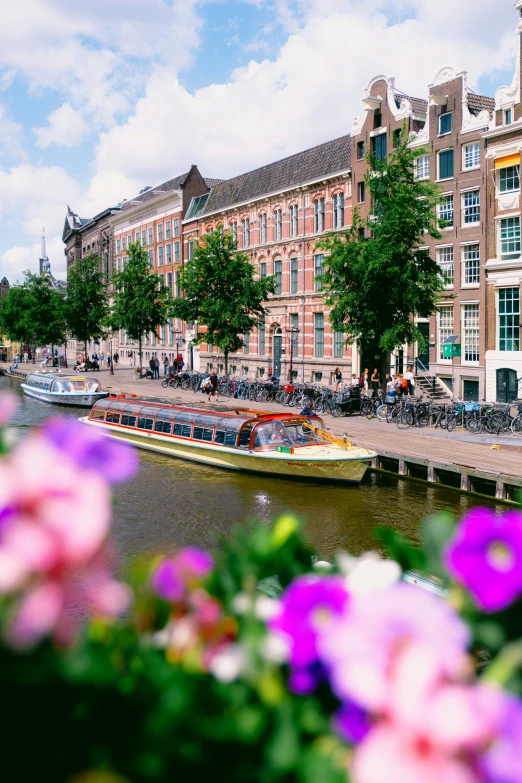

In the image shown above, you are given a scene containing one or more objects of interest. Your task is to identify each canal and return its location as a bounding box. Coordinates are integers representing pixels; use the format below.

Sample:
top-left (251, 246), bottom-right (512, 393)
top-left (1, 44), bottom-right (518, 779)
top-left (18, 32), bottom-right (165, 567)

top-left (3, 377), bottom-right (502, 563)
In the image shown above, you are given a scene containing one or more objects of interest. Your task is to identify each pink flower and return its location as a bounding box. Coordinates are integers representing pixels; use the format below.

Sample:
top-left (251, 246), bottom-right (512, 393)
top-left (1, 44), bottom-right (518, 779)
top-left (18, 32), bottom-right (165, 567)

top-left (0, 391), bottom-right (18, 427)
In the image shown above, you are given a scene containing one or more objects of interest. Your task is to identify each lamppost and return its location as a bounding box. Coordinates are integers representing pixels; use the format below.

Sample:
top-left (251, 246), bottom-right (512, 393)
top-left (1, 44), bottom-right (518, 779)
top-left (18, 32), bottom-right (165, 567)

top-left (109, 332), bottom-right (114, 376)
top-left (32, 334), bottom-right (36, 364)
top-left (286, 326), bottom-right (300, 383)
top-left (173, 328), bottom-right (182, 369)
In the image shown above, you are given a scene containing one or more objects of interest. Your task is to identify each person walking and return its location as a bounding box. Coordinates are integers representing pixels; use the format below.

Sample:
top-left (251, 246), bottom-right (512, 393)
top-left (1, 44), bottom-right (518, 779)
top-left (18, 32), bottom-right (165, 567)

top-left (371, 368), bottom-right (380, 397)
top-left (351, 373), bottom-right (359, 386)
top-left (153, 356), bottom-right (160, 379)
top-left (99, 352), bottom-right (104, 366)
top-left (386, 375), bottom-right (397, 402)
top-left (404, 365), bottom-right (415, 396)
top-left (333, 367), bottom-right (342, 393)
top-left (163, 356), bottom-right (169, 376)
top-left (106, 354), bottom-right (111, 368)
top-left (361, 368), bottom-right (369, 394)
top-left (113, 352), bottom-right (119, 366)
top-left (206, 370), bottom-right (219, 402)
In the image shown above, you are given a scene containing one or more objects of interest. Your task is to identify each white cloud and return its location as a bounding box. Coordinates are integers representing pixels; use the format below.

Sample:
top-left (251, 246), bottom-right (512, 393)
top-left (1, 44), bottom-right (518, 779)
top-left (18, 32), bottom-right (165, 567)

top-left (0, 105), bottom-right (25, 159)
top-left (0, 235), bottom-right (66, 283)
top-left (34, 103), bottom-right (88, 148)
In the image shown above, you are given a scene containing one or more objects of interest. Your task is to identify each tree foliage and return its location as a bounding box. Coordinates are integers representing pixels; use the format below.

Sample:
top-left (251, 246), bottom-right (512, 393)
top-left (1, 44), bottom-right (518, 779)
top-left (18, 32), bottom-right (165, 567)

top-left (65, 253), bottom-right (109, 357)
top-left (109, 242), bottom-right (173, 373)
top-left (172, 229), bottom-right (275, 375)
top-left (0, 273), bottom-right (66, 349)
top-left (319, 130), bottom-right (444, 352)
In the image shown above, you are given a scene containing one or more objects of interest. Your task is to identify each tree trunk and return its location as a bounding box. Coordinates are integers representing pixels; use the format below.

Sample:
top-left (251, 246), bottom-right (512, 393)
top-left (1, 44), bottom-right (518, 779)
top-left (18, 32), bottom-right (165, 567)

top-left (138, 337), bottom-right (143, 376)
top-left (51, 344), bottom-right (55, 367)
top-left (84, 341), bottom-right (88, 362)
top-left (224, 350), bottom-right (229, 379)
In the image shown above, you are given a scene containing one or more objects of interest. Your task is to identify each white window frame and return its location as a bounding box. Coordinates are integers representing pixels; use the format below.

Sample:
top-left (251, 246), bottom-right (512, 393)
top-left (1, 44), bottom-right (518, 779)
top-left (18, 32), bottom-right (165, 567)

top-left (437, 148), bottom-right (454, 182)
top-left (497, 164), bottom-right (521, 195)
top-left (504, 107), bottom-right (514, 126)
top-left (436, 245), bottom-right (454, 288)
top-left (497, 287), bottom-right (521, 352)
top-left (438, 192), bottom-right (454, 228)
top-left (461, 189), bottom-right (480, 226)
top-left (462, 142), bottom-right (481, 171)
top-left (461, 242), bottom-right (480, 287)
top-left (157, 224), bottom-right (163, 242)
top-left (497, 214), bottom-right (521, 261)
top-left (415, 154), bottom-right (430, 180)
top-left (437, 304), bottom-right (454, 363)
top-left (461, 302), bottom-right (480, 365)
top-left (439, 112), bottom-right (453, 136)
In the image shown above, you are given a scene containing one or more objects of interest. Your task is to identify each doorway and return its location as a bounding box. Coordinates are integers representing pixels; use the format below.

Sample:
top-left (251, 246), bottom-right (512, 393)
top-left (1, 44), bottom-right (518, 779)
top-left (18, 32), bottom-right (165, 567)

top-left (463, 379), bottom-right (479, 402)
top-left (496, 368), bottom-right (517, 403)
top-left (417, 322), bottom-right (430, 371)
top-left (273, 327), bottom-right (282, 377)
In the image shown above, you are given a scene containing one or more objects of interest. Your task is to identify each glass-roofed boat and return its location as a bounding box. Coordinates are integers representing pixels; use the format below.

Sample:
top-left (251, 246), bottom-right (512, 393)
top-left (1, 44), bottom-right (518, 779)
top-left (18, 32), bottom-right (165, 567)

top-left (80, 398), bottom-right (376, 483)
top-left (21, 372), bottom-right (108, 407)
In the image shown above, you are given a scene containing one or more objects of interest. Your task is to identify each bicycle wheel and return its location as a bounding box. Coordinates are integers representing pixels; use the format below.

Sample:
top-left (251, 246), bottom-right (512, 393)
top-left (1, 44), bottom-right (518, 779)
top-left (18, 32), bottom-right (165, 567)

top-left (397, 410), bottom-right (413, 429)
top-left (446, 413), bottom-right (458, 433)
top-left (386, 406), bottom-right (398, 424)
top-left (465, 414), bottom-right (482, 434)
top-left (161, 379), bottom-right (169, 388)
top-left (511, 415), bottom-right (522, 435)
top-left (417, 410), bottom-right (431, 428)
top-left (360, 400), bottom-right (373, 418)
top-left (315, 400), bottom-right (326, 414)
top-left (181, 379), bottom-right (191, 390)
top-left (331, 404), bottom-right (343, 418)
top-left (376, 404), bottom-right (389, 422)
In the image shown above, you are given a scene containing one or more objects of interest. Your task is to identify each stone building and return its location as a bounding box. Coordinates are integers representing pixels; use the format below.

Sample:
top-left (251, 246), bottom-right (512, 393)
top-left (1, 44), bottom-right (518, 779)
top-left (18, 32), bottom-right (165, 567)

top-left (351, 70), bottom-right (494, 401)
top-left (189, 135), bottom-right (352, 383)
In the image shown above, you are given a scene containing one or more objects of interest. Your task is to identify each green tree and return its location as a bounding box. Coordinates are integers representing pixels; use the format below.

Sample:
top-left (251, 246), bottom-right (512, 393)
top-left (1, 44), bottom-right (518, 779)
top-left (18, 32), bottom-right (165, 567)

top-left (65, 253), bottom-right (109, 359)
top-left (319, 130), bottom-right (444, 359)
top-left (0, 273), bottom-right (66, 356)
top-left (109, 242), bottom-right (173, 375)
top-left (171, 229), bottom-right (275, 376)
top-left (0, 284), bottom-right (33, 347)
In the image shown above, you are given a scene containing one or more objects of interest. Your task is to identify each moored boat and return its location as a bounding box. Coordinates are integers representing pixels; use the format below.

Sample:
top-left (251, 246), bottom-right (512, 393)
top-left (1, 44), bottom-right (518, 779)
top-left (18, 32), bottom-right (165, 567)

top-left (21, 372), bottom-right (108, 407)
top-left (80, 398), bottom-right (376, 483)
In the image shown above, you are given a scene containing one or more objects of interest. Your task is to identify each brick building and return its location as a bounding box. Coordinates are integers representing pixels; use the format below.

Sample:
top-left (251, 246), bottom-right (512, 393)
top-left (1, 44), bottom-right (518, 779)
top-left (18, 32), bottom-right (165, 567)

top-left (483, 0), bottom-right (522, 403)
top-left (187, 135), bottom-right (352, 383)
top-left (351, 70), bottom-right (494, 401)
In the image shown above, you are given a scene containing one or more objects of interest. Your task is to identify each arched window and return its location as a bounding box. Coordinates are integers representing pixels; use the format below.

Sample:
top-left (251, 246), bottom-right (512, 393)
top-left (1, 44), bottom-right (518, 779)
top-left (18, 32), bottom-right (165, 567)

top-left (274, 258), bottom-right (282, 295)
top-left (333, 192), bottom-right (345, 229)
top-left (242, 218), bottom-right (250, 248)
top-left (259, 213), bottom-right (267, 244)
top-left (314, 198), bottom-right (325, 233)
top-left (274, 209), bottom-right (283, 241)
top-left (230, 221), bottom-right (238, 244)
top-left (289, 204), bottom-right (298, 237)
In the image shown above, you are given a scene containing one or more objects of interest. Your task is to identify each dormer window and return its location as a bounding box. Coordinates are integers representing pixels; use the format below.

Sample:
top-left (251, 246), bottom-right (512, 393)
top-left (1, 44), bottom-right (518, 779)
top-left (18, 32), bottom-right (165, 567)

top-left (505, 108), bottom-right (513, 126)
top-left (439, 112), bottom-right (452, 135)
top-left (374, 111), bottom-right (382, 129)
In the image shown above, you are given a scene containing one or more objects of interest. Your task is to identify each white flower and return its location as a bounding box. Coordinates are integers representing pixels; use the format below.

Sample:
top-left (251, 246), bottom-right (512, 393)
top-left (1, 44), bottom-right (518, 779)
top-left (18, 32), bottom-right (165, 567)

top-left (260, 633), bottom-right (290, 663)
top-left (344, 552), bottom-right (401, 595)
top-left (209, 644), bottom-right (246, 682)
top-left (254, 595), bottom-right (280, 621)
top-left (231, 592), bottom-right (251, 615)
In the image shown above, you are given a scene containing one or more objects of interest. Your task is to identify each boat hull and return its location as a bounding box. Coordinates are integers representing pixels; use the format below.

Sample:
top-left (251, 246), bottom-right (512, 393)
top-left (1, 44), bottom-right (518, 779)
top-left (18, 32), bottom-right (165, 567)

top-left (21, 385), bottom-right (108, 407)
top-left (79, 418), bottom-right (375, 483)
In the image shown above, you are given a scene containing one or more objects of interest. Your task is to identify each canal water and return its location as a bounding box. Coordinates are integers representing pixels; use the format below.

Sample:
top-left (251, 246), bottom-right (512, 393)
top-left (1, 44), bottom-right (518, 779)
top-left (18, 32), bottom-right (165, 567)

top-left (3, 377), bottom-right (501, 564)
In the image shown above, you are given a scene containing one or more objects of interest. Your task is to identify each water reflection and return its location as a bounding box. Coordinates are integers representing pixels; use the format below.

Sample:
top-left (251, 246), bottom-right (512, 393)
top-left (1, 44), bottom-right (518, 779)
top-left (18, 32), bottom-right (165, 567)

top-left (3, 376), bottom-right (501, 564)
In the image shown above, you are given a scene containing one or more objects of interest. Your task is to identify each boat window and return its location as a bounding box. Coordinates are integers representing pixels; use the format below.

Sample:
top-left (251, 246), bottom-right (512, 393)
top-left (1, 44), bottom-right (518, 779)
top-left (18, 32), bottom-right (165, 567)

top-left (194, 414), bottom-right (221, 428)
top-left (71, 380), bottom-right (86, 391)
top-left (123, 404), bottom-right (143, 415)
top-left (106, 412), bottom-right (120, 424)
top-left (173, 423), bottom-right (192, 438)
top-left (173, 410), bottom-right (200, 424)
top-left (139, 406), bottom-right (160, 417)
top-left (156, 408), bottom-right (178, 421)
top-left (193, 426), bottom-right (213, 442)
top-left (91, 410), bottom-right (105, 421)
top-left (214, 430), bottom-right (238, 447)
top-left (137, 417), bottom-right (154, 431)
top-left (154, 420), bottom-right (172, 434)
top-left (121, 415), bottom-right (136, 427)
top-left (214, 430), bottom-right (226, 445)
top-left (283, 419), bottom-right (328, 445)
top-left (253, 421), bottom-right (293, 450)
top-left (216, 417), bottom-right (251, 432)
top-left (238, 424), bottom-right (254, 449)
top-left (85, 379), bottom-right (100, 392)
top-left (97, 399), bottom-right (115, 410)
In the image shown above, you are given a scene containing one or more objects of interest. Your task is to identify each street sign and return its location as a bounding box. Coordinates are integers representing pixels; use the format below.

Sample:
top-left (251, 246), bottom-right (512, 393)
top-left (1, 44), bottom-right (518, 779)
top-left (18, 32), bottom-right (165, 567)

top-left (443, 343), bottom-right (461, 358)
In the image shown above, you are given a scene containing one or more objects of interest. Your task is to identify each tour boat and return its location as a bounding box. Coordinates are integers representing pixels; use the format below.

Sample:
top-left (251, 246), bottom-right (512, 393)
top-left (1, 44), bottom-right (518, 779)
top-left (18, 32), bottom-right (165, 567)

top-left (21, 372), bottom-right (108, 407)
top-left (80, 398), bottom-right (376, 483)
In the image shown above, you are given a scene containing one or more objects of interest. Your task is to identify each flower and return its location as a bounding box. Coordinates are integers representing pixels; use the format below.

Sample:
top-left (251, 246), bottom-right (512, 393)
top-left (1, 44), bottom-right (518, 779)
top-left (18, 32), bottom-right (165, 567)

top-left (337, 551), bottom-right (402, 595)
top-left (0, 391), bottom-right (18, 427)
top-left (208, 643), bottom-right (246, 682)
top-left (151, 559), bottom-right (184, 602)
top-left (334, 701), bottom-right (372, 745)
top-left (269, 574), bottom-right (349, 694)
top-left (151, 548), bottom-right (213, 602)
top-left (44, 417), bottom-right (138, 484)
top-left (445, 508), bottom-right (522, 612)
top-left (319, 582), bottom-right (470, 713)
top-left (483, 694), bottom-right (522, 783)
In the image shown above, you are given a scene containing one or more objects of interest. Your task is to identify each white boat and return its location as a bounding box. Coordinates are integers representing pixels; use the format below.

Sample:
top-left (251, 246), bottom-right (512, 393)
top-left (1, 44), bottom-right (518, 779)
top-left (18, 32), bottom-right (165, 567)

top-left (80, 398), bottom-right (376, 483)
top-left (21, 372), bottom-right (108, 407)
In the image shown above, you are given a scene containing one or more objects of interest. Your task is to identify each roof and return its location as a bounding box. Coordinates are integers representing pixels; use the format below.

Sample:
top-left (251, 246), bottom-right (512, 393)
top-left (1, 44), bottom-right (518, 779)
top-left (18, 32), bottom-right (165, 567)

top-left (200, 134), bottom-right (351, 217)
top-left (120, 171), bottom-right (191, 212)
top-left (394, 92), bottom-right (428, 119)
top-left (185, 193), bottom-right (210, 221)
top-left (468, 92), bottom-right (495, 117)
top-left (204, 177), bottom-right (225, 188)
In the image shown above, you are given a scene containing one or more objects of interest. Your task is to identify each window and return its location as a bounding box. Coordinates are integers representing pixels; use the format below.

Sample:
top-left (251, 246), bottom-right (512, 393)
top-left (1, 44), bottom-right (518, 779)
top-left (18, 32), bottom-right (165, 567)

top-left (175, 272), bottom-right (181, 297)
top-left (357, 140), bottom-right (365, 160)
top-left (371, 133), bottom-right (387, 162)
top-left (505, 108), bottom-right (513, 126)
top-left (290, 313), bottom-right (299, 357)
top-left (137, 417), bottom-right (154, 431)
top-left (259, 213), bottom-right (267, 244)
top-left (141, 230), bottom-right (146, 246)
top-left (148, 228), bottom-right (153, 245)
top-left (148, 250), bottom-right (154, 266)
top-left (166, 272), bottom-right (172, 292)
top-left (463, 244), bottom-right (480, 285)
top-left (121, 415), bottom-right (136, 427)
top-left (289, 204), bottom-right (298, 237)
top-left (174, 241), bottom-right (180, 263)
top-left (415, 155), bottom-right (430, 180)
top-left (230, 221), bottom-right (238, 244)
top-left (274, 259), bottom-right (282, 295)
top-left (314, 313), bottom-right (324, 358)
top-left (242, 218), bottom-right (250, 248)
top-left (463, 304), bottom-right (480, 363)
top-left (135, 232), bottom-right (140, 243)
top-left (358, 227), bottom-right (366, 240)
top-left (274, 209), bottom-right (282, 241)
top-left (166, 243), bottom-right (172, 264)
top-left (174, 423), bottom-right (192, 438)
top-left (439, 194), bottom-right (454, 227)
top-left (374, 111), bottom-right (382, 129)
top-left (437, 247), bottom-right (454, 286)
top-left (155, 420), bottom-right (171, 434)
top-left (463, 142), bottom-right (481, 170)
top-left (438, 149), bottom-right (454, 180)
top-left (157, 224), bottom-right (163, 242)
top-left (173, 218), bottom-right (180, 237)
top-left (314, 254), bottom-right (324, 292)
top-left (260, 262), bottom-right (267, 279)
top-left (158, 246), bottom-right (164, 266)
top-left (242, 332), bottom-right (250, 355)
top-left (500, 217), bottom-right (521, 260)
top-left (314, 198), bottom-right (325, 233)
top-left (165, 221), bottom-right (171, 239)
top-left (333, 192), bottom-right (345, 229)
top-left (258, 315), bottom-right (265, 355)
top-left (116, 239), bottom-right (121, 254)
top-left (499, 165), bottom-right (520, 194)
top-left (290, 257), bottom-right (298, 293)
top-left (439, 112), bottom-right (452, 135)
top-left (462, 190), bottom-right (480, 225)
top-left (122, 236), bottom-right (126, 250)
top-left (188, 240), bottom-right (194, 260)
top-left (193, 427), bottom-right (214, 442)
top-left (357, 182), bottom-right (365, 203)
top-left (333, 330), bottom-right (344, 359)
top-left (438, 305), bottom-right (454, 360)
top-left (392, 128), bottom-right (402, 148)
top-left (499, 288), bottom-right (520, 351)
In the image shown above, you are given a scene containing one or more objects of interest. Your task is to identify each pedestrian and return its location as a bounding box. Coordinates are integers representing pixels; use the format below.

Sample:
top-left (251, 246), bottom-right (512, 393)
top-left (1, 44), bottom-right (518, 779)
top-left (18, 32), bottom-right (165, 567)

top-left (404, 365), bottom-right (415, 396)
top-left (114, 352), bottom-right (119, 366)
top-left (206, 370), bottom-right (219, 402)
top-left (351, 373), bottom-right (359, 387)
top-left (149, 357), bottom-right (155, 377)
top-left (361, 368), bottom-right (369, 394)
top-left (154, 356), bottom-right (160, 378)
top-left (386, 375), bottom-right (397, 402)
top-left (99, 352), bottom-right (104, 365)
top-left (371, 368), bottom-right (380, 396)
top-left (333, 367), bottom-right (342, 393)
top-left (107, 354), bottom-right (111, 368)
top-left (177, 354), bottom-right (184, 372)
top-left (163, 355), bottom-right (169, 376)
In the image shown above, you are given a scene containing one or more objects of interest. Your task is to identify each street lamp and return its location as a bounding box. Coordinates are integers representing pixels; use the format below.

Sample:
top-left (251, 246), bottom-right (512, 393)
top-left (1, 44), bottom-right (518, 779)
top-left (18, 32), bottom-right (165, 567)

top-left (286, 326), bottom-right (300, 383)
top-left (109, 332), bottom-right (114, 376)
top-left (173, 328), bottom-right (182, 368)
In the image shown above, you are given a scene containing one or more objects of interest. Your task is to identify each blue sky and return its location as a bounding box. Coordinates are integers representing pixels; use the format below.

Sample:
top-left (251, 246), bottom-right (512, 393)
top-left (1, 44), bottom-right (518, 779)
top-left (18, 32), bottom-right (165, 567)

top-left (0, 0), bottom-right (518, 282)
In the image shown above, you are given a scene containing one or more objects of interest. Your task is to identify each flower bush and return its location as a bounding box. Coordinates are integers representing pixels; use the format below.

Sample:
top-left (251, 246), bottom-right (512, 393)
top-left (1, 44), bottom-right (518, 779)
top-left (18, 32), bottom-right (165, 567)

top-left (1, 391), bottom-right (522, 783)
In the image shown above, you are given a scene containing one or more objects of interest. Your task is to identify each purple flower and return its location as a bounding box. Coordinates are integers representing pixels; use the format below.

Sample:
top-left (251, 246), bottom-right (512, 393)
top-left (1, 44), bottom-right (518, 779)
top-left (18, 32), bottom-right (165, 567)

top-left (445, 508), bottom-right (522, 612)
top-left (151, 559), bottom-right (184, 602)
top-left (483, 694), bottom-right (522, 783)
top-left (269, 575), bottom-right (349, 694)
top-left (334, 701), bottom-right (372, 745)
top-left (175, 547), bottom-right (213, 579)
top-left (151, 548), bottom-right (213, 602)
top-left (44, 418), bottom-right (138, 484)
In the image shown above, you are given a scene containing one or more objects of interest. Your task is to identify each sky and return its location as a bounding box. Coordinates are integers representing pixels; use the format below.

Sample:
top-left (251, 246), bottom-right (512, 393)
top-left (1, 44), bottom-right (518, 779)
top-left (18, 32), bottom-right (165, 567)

top-left (0, 0), bottom-right (519, 283)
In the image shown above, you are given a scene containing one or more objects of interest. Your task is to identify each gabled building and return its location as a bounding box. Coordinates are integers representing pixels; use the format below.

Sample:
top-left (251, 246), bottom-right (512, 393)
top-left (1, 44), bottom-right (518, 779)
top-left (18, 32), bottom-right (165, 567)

top-left (188, 135), bottom-right (352, 382)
